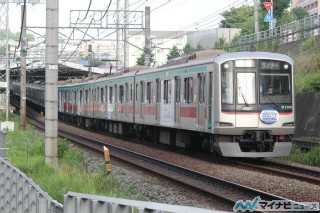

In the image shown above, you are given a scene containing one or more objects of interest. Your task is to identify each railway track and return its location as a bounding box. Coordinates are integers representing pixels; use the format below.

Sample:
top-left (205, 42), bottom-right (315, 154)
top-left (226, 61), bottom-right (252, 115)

top-left (228, 158), bottom-right (320, 185)
top-left (24, 111), bottom-right (318, 212)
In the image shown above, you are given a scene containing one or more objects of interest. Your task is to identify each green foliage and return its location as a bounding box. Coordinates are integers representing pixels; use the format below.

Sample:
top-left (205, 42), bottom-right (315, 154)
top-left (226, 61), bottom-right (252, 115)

top-left (5, 113), bottom-right (144, 203)
top-left (182, 43), bottom-right (194, 55)
top-left (300, 36), bottom-right (317, 52)
top-left (291, 7), bottom-right (309, 20)
top-left (295, 73), bottom-right (320, 93)
top-left (280, 145), bottom-right (320, 167)
top-left (136, 53), bottom-right (155, 66)
top-left (166, 45), bottom-right (180, 60)
top-left (214, 37), bottom-right (227, 49)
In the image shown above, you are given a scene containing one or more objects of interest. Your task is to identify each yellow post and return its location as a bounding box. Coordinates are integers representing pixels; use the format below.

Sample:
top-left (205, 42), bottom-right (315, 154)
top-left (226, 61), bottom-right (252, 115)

top-left (70, 144), bottom-right (74, 151)
top-left (103, 146), bottom-right (112, 175)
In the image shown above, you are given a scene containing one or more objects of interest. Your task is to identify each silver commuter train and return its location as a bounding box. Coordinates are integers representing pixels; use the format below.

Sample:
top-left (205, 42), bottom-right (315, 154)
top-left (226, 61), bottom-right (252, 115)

top-left (11, 51), bottom-right (294, 158)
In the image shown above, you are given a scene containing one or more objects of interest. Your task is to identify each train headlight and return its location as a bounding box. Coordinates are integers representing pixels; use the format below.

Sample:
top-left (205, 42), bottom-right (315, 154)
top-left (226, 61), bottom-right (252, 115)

top-left (223, 63), bottom-right (229, 69)
top-left (284, 64), bottom-right (289, 69)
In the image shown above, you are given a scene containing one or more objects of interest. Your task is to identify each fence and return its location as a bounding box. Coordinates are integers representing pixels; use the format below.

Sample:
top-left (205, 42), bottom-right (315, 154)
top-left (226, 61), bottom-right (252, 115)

top-left (238, 14), bottom-right (320, 50)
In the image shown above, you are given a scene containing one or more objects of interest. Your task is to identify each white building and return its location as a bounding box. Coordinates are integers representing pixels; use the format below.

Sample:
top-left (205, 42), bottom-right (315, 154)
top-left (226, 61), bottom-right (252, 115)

top-left (128, 30), bottom-right (188, 67)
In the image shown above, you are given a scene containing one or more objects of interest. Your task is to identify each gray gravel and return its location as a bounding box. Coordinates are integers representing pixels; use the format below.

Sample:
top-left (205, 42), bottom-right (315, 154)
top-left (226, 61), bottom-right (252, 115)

top-left (82, 150), bottom-right (228, 211)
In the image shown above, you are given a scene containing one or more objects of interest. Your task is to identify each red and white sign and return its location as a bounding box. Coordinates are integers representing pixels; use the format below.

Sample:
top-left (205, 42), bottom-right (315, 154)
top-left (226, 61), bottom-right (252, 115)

top-left (263, 1), bottom-right (273, 11)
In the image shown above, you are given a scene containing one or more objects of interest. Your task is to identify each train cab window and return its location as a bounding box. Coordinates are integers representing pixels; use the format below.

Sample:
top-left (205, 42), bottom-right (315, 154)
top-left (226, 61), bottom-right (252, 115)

top-left (184, 77), bottom-right (193, 104)
top-left (221, 62), bottom-right (234, 104)
top-left (237, 73), bottom-right (256, 105)
top-left (146, 82), bottom-right (153, 104)
top-left (164, 79), bottom-right (172, 104)
top-left (119, 85), bottom-right (124, 103)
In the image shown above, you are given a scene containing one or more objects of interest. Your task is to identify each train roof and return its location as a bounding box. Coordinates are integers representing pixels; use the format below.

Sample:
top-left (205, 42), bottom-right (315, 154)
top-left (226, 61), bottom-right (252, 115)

top-left (214, 51), bottom-right (294, 65)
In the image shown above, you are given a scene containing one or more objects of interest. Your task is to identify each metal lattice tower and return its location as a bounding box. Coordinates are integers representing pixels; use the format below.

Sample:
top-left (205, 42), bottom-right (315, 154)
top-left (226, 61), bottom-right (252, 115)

top-left (0, 3), bottom-right (9, 118)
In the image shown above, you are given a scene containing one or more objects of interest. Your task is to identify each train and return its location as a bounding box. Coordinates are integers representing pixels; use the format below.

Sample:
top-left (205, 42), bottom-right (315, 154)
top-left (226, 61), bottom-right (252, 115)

top-left (10, 51), bottom-right (295, 158)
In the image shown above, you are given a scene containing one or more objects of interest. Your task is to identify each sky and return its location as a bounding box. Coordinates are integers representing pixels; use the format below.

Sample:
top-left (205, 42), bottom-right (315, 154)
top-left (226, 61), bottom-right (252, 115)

top-left (7, 0), bottom-right (253, 36)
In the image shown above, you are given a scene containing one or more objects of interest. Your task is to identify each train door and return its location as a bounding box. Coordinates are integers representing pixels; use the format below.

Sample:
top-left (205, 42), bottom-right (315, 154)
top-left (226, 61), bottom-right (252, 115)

top-left (155, 79), bottom-right (161, 124)
top-left (174, 76), bottom-right (181, 126)
top-left (197, 73), bottom-right (205, 129)
top-left (160, 78), bottom-right (174, 127)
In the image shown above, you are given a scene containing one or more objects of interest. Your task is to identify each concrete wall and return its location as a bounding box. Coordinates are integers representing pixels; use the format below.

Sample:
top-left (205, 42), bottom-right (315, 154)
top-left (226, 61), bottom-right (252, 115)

top-left (295, 92), bottom-right (320, 138)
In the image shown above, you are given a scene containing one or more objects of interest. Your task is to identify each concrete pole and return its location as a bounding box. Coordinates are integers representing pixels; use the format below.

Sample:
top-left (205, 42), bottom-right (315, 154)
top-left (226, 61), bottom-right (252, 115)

top-left (5, 3), bottom-right (9, 121)
top-left (45, 0), bottom-right (59, 167)
top-left (20, 4), bottom-right (26, 131)
top-left (254, 0), bottom-right (259, 36)
top-left (144, 6), bottom-right (151, 67)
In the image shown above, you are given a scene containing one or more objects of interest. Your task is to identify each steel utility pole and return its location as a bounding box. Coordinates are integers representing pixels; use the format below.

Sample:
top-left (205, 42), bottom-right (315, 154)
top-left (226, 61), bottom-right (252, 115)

top-left (45, 0), bottom-right (59, 167)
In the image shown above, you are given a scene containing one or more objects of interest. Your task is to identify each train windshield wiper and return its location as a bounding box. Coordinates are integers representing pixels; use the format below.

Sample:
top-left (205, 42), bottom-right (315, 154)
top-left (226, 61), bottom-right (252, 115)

top-left (266, 95), bottom-right (280, 107)
top-left (239, 86), bottom-right (249, 107)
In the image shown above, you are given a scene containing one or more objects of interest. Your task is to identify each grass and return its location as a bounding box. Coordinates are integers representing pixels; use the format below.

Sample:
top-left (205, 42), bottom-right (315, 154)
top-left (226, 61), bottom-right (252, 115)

top-left (1, 113), bottom-right (320, 204)
top-left (2, 113), bottom-right (141, 203)
top-left (279, 145), bottom-right (320, 167)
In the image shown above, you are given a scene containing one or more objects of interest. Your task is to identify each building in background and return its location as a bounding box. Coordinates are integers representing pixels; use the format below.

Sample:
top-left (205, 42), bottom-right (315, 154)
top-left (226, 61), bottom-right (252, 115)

top-left (292, 0), bottom-right (319, 16)
top-left (128, 28), bottom-right (240, 67)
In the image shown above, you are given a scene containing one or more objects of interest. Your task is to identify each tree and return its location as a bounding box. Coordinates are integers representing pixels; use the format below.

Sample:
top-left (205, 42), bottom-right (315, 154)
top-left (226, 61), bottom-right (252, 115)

top-left (136, 53), bottom-right (155, 66)
top-left (259, 0), bottom-right (291, 31)
top-left (214, 37), bottom-right (227, 49)
top-left (291, 7), bottom-right (309, 20)
top-left (219, 6), bottom-right (254, 31)
top-left (182, 43), bottom-right (194, 55)
top-left (167, 45), bottom-right (180, 60)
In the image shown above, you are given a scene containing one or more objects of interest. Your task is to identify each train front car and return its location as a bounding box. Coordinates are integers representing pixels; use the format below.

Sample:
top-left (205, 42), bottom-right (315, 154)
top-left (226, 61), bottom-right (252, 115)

top-left (213, 52), bottom-right (294, 158)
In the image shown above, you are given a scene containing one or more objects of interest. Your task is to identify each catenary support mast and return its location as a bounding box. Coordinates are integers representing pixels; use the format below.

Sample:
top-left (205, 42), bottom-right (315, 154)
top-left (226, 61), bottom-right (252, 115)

top-left (45, 0), bottom-right (59, 167)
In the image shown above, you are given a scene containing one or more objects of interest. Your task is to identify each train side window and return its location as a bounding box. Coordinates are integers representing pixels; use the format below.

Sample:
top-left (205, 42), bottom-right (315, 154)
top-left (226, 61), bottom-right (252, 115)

top-left (140, 82), bottom-right (144, 103)
top-left (164, 79), bottom-right (172, 104)
top-left (146, 82), bottom-right (153, 104)
top-left (198, 74), bottom-right (205, 104)
top-left (100, 87), bottom-right (104, 103)
top-left (125, 83), bottom-right (129, 104)
top-left (184, 77), bottom-right (193, 104)
top-left (80, 90), bottom-right (83, 103)
top-left (130, 84), bottom-right (133, 103)
top-left (109, 87), bottom-right (113, 103)
top-left (85, 90), bottom-right (88, 103)
top-left (73, 91), bottom-right (76, 103)
top-left (135, 83), bottom-right (139, 102)
top-left (175, 77), bottom-right (181, 103)
top-left (156, 79), bottom-right (161, 104)
top-left (119, 85), bottom-right (124, 103)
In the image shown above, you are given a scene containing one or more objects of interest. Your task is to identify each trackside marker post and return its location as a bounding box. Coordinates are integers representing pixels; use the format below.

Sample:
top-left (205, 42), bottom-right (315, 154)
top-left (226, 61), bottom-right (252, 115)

top-left (103, 146), bottom-right (112, 175)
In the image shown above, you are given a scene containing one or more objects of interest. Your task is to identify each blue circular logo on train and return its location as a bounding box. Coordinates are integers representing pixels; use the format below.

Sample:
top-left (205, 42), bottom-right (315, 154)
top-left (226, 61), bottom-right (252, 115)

top-left (260, 108), bottom-right (279, 124)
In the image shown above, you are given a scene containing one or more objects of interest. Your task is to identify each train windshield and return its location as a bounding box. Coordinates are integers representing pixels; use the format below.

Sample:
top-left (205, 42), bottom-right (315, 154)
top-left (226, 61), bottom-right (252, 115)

top-left (221, 59), bottom-right (292, 109)
top-left (259, 59), bottom-right (292, 105)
